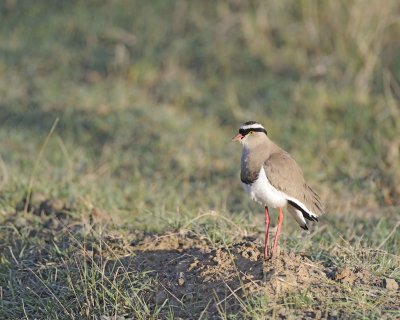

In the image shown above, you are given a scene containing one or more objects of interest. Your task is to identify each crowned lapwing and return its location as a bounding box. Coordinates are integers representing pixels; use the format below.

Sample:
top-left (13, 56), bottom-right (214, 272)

top-left (233, 121), bottom-right (324, 259)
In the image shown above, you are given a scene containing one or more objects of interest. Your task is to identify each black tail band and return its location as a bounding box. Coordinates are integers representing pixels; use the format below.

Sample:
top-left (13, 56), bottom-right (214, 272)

top-left (288, 200), bottom-right (318, 222)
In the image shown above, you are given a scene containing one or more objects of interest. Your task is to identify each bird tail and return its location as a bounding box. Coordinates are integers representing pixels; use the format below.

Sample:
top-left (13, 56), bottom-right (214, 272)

top-left (287, 205), bottom-right (309, 230)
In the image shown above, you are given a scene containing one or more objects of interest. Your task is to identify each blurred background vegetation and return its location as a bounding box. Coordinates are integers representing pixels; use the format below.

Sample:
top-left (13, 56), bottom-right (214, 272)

top-left (0, 0), bottom-right (399, 225)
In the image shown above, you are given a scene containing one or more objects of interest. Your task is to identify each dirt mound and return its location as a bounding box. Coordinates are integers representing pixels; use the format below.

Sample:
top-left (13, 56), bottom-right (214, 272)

top-left (129, 232), bottom-right (338, 318)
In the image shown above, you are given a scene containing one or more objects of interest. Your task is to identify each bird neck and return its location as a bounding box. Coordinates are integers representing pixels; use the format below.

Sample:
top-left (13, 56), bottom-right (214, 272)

top-left (241, 138), bottom-right (275, 184)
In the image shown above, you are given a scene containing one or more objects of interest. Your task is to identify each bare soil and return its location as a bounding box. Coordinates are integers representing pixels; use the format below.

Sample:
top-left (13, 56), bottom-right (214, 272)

top-left (127, 231), bottom-right (398, 319)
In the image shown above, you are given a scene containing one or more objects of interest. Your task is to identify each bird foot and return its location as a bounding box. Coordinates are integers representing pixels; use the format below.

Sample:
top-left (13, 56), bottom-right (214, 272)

top-left (264, 246), bottom-right (281, 261)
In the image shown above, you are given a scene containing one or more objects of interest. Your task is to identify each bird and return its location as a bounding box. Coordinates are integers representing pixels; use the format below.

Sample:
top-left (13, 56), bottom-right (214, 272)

top-left (233, 121), bottom-right (324, 259)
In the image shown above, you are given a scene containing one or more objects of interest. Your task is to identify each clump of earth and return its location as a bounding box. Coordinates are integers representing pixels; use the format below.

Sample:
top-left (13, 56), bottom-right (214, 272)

top-left (128, 231), bottom-right (395, 318)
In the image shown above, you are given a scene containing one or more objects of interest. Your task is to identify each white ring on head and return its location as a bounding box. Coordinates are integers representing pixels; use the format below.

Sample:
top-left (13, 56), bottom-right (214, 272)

top-left (240, 123), bottom-right (265, 131)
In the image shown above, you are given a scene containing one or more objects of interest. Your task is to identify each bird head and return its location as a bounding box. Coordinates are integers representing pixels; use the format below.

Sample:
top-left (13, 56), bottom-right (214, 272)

top-left (232, 121), bottom-right (268, 146)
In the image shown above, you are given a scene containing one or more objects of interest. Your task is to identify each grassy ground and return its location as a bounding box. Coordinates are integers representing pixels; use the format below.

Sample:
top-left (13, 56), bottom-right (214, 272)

top-left (0, 1), bottom-right (399, 319)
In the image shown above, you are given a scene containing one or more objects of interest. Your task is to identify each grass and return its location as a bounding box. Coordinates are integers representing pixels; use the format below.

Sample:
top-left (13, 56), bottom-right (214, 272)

top-left (0, 0), bottom-right (399, 319)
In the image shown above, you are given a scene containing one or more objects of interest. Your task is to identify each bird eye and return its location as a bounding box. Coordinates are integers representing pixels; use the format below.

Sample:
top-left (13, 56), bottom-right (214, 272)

top-left (249, 131), bottom-right (254, 134)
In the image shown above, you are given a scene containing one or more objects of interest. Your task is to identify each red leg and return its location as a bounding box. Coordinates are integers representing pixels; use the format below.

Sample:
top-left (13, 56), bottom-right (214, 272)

top-left (272, 207), bottom-right (284, 257)
top-left (264, 206), bottom-right (270, 259)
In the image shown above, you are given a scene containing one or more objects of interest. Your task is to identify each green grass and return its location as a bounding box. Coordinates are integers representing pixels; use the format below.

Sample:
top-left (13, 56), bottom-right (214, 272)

top-left (0, 0), bottom-right (399, 319)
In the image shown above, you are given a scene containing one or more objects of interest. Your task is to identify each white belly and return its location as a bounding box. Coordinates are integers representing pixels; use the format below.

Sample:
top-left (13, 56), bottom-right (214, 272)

top-left (242, 167), bottom-right (287, 208)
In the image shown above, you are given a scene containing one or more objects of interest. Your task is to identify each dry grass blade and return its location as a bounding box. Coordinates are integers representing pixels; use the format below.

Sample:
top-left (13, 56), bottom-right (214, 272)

top-left (377, 221), bottom-right (400, 250)
top-left (24, 118), bottom-right (59, 213)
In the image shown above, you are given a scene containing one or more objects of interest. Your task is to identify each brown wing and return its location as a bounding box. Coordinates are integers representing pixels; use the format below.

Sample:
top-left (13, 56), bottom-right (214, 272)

top-left (263, 151), bottom-right (324, 217)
